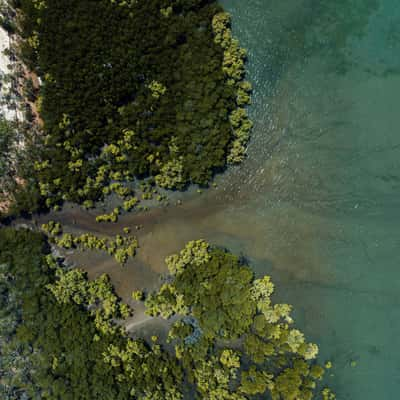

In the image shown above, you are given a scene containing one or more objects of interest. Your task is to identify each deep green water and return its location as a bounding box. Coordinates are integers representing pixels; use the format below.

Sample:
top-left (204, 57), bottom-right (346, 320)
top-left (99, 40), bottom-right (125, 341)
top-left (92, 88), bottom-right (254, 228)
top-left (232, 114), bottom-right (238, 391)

top-left (46, 1), bottom-right (400, 397)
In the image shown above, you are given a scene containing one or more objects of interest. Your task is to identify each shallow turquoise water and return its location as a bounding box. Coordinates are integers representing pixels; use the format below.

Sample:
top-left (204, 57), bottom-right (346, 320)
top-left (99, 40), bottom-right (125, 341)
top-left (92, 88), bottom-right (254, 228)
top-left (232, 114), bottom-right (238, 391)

top-left (51, 1), bottom-right (400, 397)
top-left (217, 0), bottom-right (400, 398)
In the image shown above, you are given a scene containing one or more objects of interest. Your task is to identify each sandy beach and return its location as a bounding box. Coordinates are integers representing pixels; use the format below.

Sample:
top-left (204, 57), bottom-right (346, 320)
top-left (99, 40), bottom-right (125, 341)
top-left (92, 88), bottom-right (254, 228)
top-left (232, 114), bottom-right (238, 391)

top-left (0, 25), bottom-right (22, 121)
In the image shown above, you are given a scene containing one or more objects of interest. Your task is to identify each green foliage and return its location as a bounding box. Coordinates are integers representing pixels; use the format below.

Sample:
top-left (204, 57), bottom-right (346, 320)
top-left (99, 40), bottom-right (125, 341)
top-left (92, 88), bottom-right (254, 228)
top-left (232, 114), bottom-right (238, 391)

top-left (220, 349), bottom-right (241, 369)
top-left (96, 207), bottom-right (120, 223)
top-left (189, 355), bottom-right (242, 400)
top-left (47, 267), bottom-right (131, 335)
top-left (82, 199), bottom-right (94, 209)
top-left (41, 220), bottom-right (62, 235)
top-left (324, 361), bottom-right (332, 369)
top-left (0, 117), bottom-right (19, 203)
top-left (0, 227), bottom-right (185, 399)
top-left (132, 289), bottom-right (143, 301)
top-left (155, 157), bottom-right (185, 189)
top-left (211, 11), bottom-right (253, 164)
top-left (103, 338), bottom-right (183, 400)
top-left (322, 388), bottom-right (336, 400)
top-left (160, 6), bottom-right (173, 18)
top-left (123, 196), bottom-right (138, 211)
top-left (239, 366), bottom-right (273, 396)
top-left (0, 263), bottom-right (37, 399)
top-left (150, 243), bottom-right (255, 339)
top-left (271, 365), bottom-right (312, 400)
top-left (145, 283), bottom-right (188, 319)
top-left (147, 80), bottom-right (167, 99)
top-left (244, 333), bottom-right (275, 364)
top-left (0, 230), bottom-right (333, 399)
top-left (42, 222), bottom-right (138, 265)
top-left (0, 228), bottom-right (131, 399)
top-left (236, 81), bottom-right (252, 106)
top-left (227, 107), bottom-right (253, 163)
top-left (16, 0), bottom-right (252, 212)
top-left (165, 239), bottom-right (211, 275)
top-left (144, 241), bottom-right (332, 399)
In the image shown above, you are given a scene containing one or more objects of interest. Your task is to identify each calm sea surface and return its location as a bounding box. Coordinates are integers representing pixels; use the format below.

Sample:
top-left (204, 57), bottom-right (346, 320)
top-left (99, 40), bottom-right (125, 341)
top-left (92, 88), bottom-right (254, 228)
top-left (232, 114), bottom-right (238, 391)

top-left (49, 1), bottom-right (400, 397)
top-left (217, 0), bottom-right (400, 397)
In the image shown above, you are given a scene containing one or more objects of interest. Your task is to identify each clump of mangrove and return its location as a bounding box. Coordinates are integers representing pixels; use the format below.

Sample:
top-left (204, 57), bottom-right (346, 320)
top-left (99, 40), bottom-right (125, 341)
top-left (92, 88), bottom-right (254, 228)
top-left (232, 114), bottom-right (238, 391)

top-left (13, 0), bottom-right (252, 214)
top-left (1, 228), bottom-right (334, 399)
top-left (41, 221), bottom-right (138, 265)
top-left (0, 227), bottom-right (183, 399)
top-left (143, 240), bottom-right (334, 399)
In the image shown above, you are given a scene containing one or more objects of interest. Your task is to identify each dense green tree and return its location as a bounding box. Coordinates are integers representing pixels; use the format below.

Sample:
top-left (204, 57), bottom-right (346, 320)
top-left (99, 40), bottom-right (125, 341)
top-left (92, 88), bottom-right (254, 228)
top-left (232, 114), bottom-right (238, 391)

top-left (0, 227), bottom-right (182, 399)
top-left (15, 0), bottom-right (252, 211)
top-left (144, 240), bottom-right (333, 399)
top-left (0, 117), bottom-right (18, 201)
top-left (0, 229), bottom-right (333, 400)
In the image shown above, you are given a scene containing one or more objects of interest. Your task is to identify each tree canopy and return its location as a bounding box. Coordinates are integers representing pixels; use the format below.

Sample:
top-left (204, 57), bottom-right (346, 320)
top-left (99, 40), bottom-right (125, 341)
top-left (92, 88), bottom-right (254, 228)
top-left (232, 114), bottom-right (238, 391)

top-left (0, 229), bottom-right (334, 400)
top-left (0, 227), bottom-right (182, 399)
top-left (15, 0), bottom-right (253, 212)
top-left (146, 240), bottom-right (334, 399)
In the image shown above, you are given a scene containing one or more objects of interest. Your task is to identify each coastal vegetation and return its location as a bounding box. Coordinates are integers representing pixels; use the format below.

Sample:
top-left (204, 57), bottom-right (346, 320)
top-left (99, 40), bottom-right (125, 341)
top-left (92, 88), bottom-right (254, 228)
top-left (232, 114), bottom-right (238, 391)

top-left (144, 240), bottom-right (334, 399)
top-left (0, 2), bottom-right (336, 399)
top-left (41, 221), bottom-right (138, 265)
top-left (0, 227), bottom-right (130, 399)
top-left (11, 0), bottom-right (252, 214)
top-left (0, 227), bottom-right (183, 399)
top-left (0, 116), bottom-right (17, 204)
top-left (0, 227), bottom-right (333, 399)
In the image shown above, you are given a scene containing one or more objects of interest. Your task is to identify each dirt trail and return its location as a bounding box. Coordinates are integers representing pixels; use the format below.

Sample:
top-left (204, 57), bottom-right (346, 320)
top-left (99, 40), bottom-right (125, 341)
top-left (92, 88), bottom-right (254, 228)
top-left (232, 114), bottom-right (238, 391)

top-left (125, 316), bottom-right (153, 331)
